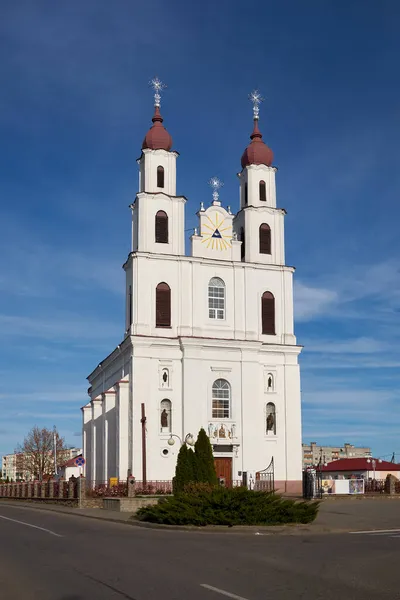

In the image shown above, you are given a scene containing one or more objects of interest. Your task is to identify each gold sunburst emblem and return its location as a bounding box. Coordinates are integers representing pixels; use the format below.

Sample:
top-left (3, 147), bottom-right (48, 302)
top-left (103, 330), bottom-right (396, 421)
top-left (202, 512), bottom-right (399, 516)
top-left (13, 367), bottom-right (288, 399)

top-left (201, 213), bottom-right (232, 250)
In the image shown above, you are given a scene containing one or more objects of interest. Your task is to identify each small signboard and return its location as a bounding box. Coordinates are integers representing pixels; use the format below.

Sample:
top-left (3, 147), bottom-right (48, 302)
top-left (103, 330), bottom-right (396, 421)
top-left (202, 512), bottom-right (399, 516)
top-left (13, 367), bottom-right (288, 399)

top-left (109, 477), bottom-right (118, 487)
top-left (75, 456), bottom-right (85, 467)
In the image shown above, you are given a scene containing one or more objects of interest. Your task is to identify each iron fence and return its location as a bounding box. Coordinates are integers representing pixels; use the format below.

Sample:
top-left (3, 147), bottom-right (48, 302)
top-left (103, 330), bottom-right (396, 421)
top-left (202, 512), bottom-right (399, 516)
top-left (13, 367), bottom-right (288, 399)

top-left (133, 481), bottom-right (173, 495)
top-left (364, 479), bottom-right (385, 494)
top-left (86, 480), bottom-right (128, 498)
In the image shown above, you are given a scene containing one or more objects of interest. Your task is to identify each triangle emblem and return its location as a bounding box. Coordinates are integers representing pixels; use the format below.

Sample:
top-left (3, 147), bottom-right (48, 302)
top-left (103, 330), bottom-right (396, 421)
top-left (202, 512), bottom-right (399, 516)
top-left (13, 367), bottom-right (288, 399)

top-left (212, 229), bottom-right (222, 238)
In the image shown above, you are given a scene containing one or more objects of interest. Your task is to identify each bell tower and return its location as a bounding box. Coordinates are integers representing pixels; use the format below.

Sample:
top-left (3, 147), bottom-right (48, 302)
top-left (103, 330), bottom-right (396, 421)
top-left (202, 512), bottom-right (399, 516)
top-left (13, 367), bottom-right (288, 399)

top-left (131, 78), bottom-right (186, 258)
top-left (234, 91), bottom-right (285, 266)
top-left (125, 79), bottom-right (186, 335)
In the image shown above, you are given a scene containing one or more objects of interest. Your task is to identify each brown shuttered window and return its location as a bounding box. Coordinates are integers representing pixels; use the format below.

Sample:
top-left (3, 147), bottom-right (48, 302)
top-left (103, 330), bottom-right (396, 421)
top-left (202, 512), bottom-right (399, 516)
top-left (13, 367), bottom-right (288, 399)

top-left (240, 227), bottom-right (245, 261)
top-left (128, 285), bottom-right (133, 327)
top-left (155, 210), bottom-right (168, 244)
top-left (157, 166), bottom-right (165, 188)
top-left (262, 291), bottom-right (275, 335)
top-left (259, 180), bottom-right (266, 202)
top-left (259, 223), bottom-right (271, 255)
top-left (156, 282), bottom-right (171, 328)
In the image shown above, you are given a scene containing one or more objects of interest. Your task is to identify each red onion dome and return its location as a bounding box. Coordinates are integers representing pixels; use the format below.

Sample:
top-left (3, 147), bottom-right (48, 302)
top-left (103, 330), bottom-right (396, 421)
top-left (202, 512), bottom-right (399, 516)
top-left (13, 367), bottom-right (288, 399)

top-left (241, 119), bottom-right (273, 169)
top-left (142, 106), bottom-right (173, 151)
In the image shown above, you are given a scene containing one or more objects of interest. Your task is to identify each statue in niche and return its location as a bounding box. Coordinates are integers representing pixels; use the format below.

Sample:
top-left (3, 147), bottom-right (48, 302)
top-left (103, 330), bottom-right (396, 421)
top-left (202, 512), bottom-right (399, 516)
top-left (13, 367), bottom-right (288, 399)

top-left (162, 370), bottom-right (169, 387)
top-left (267, 375), bottom-right (273, 390)
top-left (219, 425), bottom-right (226, 438)
top-left (266, 412), bottom-right (275, 433)
top-left (161, 409), bottom-right (169, 428)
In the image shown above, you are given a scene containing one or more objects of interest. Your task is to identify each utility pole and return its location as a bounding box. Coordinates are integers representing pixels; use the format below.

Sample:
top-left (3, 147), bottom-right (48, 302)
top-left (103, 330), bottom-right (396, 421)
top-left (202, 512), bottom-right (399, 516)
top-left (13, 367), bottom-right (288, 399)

top-left (53, 428), bottom-right (57, 477)
top-left (141, 403), bottom-right (147, 485)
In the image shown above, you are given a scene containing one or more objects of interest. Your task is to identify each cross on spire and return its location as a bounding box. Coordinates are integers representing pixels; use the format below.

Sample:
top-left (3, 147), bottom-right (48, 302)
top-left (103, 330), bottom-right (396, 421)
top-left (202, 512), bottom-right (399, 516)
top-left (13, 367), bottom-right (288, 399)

top-left (149, 77), bottom-right (167, 108)
top-left (249, 89), bottom-right (264, 120)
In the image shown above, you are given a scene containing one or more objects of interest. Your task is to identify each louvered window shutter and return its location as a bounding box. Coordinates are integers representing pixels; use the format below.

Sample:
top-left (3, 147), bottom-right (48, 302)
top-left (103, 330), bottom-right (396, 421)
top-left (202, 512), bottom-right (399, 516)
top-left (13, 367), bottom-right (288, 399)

top-left (259, 180), bottom-right (266, 202)
top-left (259, 224), bottom-right (271, 255)
top-left (155, 211), bottom-right (168, 244)
top-left (157, 166), bottom-right (165, 188)
top-left (262, 292), bottom-right (275, 335)
top-left (156, 283), bottom-right (171, 327)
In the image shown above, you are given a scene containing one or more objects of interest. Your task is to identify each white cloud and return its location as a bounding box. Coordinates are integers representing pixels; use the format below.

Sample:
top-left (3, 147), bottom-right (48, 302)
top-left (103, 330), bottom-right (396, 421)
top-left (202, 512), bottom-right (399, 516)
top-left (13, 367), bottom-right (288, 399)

top-left (294, 281), bottom-right (338, 321)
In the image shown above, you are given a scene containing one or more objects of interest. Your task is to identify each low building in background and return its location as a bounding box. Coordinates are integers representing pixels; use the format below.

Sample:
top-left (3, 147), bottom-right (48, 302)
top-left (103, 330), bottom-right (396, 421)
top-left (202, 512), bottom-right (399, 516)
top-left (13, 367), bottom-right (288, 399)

top-left (319, 458), bottom-right (400, 481)
top-left (58, 454), bottom-right (83, 480)
top-left (302, 442), bottom-right (371, 467)
top-left (1, 447), bottom-right (82, 481)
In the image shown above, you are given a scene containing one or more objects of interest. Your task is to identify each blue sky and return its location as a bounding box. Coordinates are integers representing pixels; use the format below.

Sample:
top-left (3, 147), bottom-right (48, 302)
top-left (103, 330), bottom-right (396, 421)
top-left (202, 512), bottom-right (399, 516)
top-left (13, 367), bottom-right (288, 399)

top-left (1, 1), bottom-right (400, 460)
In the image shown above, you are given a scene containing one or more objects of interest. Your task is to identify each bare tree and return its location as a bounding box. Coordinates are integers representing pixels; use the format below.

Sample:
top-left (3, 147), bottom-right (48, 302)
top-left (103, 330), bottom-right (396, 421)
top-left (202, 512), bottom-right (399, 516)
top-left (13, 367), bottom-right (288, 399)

top-left (17, 426), bottom-right (69, 481)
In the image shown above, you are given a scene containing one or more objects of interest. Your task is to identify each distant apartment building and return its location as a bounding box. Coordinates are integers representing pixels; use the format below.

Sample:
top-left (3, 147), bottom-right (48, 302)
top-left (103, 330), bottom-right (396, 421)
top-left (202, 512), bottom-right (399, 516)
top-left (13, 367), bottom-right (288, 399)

top-left (302, 442), bottom-right (371, 468)
top-left (1, 448), bottom-right (82, 481)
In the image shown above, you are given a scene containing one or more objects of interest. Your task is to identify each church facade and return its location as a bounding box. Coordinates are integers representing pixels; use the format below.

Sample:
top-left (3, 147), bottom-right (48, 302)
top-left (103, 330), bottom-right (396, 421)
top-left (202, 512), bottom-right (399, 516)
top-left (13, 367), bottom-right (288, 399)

top-left (82, 87), bottom-right (303, 494)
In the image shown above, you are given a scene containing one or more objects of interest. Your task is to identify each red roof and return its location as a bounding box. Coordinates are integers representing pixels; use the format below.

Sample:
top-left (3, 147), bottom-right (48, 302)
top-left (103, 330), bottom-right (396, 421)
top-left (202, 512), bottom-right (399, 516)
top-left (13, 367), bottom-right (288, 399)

top-left (61, 454), bottom-right (82, 468)
top-left (320, 458), bottom-right (400, 472)
top-left (142, 106), bottom-right (173, 151)
top-left (241, 119), bottom-right (274, 169)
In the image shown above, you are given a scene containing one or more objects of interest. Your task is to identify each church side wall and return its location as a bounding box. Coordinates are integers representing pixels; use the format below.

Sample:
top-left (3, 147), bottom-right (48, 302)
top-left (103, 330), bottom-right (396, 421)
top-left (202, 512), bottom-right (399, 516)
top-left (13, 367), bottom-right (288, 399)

top-left (131, 341), bottom-right (183, 481)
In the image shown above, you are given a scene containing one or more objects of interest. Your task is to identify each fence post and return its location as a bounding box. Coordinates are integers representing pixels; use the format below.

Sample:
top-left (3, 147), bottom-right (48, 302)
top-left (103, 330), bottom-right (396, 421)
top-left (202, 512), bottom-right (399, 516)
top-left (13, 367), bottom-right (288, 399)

top-left (27, 482), bottom-right (33, 498)
top-left (127, 476), bottom-right (136, 498)
top-left (49, 480), bottom-right (55, 499)
top-left (41, 482), bottom-right (46, 499)
top-left (59, 480), bottom-right (65, 499)
top-left (77, 476), bottom-right (86, 508)
top-left (68, 480), bottom-right (75, 499)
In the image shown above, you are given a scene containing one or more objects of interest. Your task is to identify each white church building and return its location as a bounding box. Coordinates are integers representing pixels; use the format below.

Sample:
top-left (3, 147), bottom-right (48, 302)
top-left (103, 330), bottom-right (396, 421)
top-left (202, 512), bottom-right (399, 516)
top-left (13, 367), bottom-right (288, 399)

top-left (82, 84), bottom-right (303, 494)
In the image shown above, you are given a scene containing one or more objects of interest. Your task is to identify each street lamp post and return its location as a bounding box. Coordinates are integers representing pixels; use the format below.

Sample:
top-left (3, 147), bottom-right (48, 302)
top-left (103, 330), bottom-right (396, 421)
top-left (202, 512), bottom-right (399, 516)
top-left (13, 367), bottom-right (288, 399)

top-left (167, 433), bottom-right (195, 447)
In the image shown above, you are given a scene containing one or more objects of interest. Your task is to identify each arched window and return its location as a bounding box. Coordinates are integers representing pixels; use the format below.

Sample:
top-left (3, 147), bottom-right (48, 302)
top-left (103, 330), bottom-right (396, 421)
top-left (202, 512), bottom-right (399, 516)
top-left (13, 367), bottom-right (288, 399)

top-left (259, 223), bottom-right (271, 255)
top-left (155, 210), bottom-right (168, 244)
top-left (160, 399), bottom-right (172, 432)
top-left (157, 166), bottom-right (165, 188)
top-left (262, 291), bottom-right (275, 335)
top-left (267, 373), bottom-right (274, 392)
top-left (161, 368), bottom-right (169, 388)
top-left (208, 277), bottom-right (225, 320)
top-left (266, 402), bottom-right (276, 435)
top-left (244, 183), bottom-right (248, 205)
top-left (156, 282), bottom-right (171, 328)
top-left (240, 227), bottom-right (245, 261)
top-left (259, 180), bottom-right (266, 202)
top-left (212, 379), bottom-right (231, 419)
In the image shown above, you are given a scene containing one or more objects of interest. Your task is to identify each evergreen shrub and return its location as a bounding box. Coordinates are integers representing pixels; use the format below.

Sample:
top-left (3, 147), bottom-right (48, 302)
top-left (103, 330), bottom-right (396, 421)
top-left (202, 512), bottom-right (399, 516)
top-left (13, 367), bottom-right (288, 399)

top-left (136, 485), bottom-right (319, 526)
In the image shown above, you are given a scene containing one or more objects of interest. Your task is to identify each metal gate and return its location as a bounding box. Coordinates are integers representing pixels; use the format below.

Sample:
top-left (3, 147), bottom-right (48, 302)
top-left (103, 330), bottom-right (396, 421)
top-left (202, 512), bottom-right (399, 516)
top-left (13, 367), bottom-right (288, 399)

top-left (254, 457), bottom-right (275, 493)
top-left (303, 468), bottom-right (322, 499)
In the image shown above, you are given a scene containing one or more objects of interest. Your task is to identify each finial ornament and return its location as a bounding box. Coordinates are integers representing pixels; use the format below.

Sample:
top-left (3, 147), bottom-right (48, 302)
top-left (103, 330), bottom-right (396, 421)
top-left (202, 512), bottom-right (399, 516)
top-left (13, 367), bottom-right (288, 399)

top-left (249, 89), bottom-right (264, 120)
top-left (149, 77), bottom-right (166, 108)
top-left (208, 176), bottom-right (224, 204)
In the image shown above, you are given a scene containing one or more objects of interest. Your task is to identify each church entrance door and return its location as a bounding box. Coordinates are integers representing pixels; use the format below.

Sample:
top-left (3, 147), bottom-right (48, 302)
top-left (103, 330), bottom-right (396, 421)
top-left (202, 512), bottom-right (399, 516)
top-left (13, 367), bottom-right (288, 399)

top-left (214, 457), bottom-right (232, 487)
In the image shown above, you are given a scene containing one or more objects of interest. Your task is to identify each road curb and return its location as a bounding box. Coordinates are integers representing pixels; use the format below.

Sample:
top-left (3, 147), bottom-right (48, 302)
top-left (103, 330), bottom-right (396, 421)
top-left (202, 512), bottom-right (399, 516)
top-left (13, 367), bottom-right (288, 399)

top-left (0, 501), bottom-right (349, 535)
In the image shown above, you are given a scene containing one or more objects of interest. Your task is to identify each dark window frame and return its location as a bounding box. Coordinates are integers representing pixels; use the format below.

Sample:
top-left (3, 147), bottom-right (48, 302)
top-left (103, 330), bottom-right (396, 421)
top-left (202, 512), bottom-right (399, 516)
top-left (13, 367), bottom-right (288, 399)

top-left (259, 180), bottom-right (266, 202)
top-left (261, 291), bottom-right (275, 335)
top-left (240, 227), bottom-right (245, 261)
top-left (157, 166), bottom-right (165, 188)
top-left (155, 210), bottom-right (168, 244)
top-left (259, 223), bottom-right (271, 255)
top-left (156, 282), bottom-right (171, 328)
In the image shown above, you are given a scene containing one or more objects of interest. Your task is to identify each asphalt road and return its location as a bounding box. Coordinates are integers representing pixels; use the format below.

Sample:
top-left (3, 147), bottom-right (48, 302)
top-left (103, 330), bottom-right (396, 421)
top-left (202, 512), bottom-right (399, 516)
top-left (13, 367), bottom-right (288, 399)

top-left (1, 504), bottom-right (400, 600)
